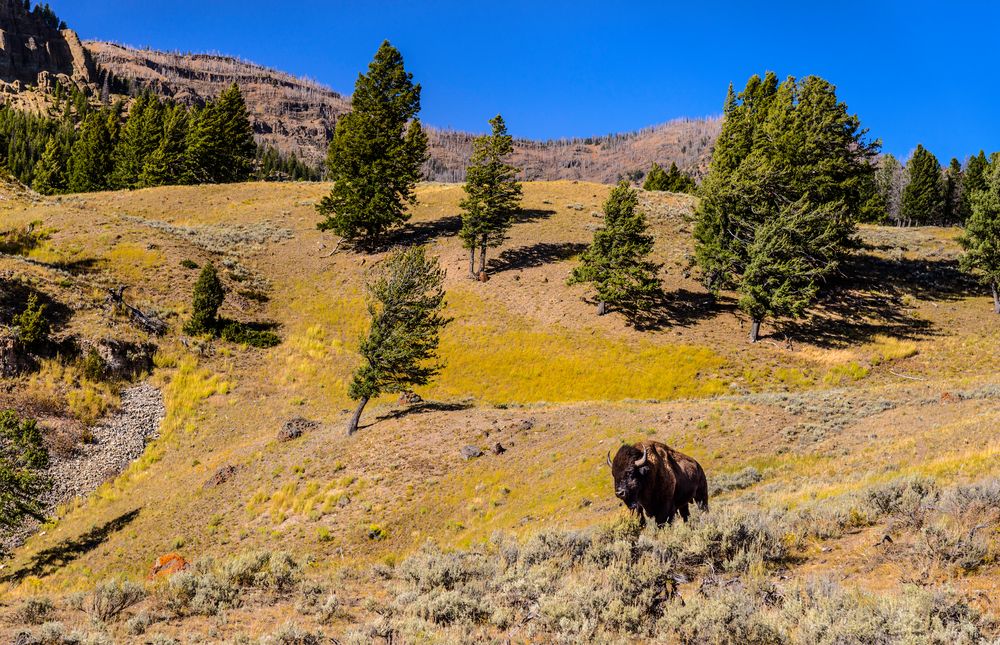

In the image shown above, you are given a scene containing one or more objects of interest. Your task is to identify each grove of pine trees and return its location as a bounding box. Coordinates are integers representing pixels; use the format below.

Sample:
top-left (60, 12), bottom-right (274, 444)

top-left (960, 160), bottom-right (1000, 313)
top-left (694, 73), bottom-right (879, 342)
top-left (459, 114), bottom-right (523, 279)
top-left (317, 41), bottom-right (428, 249)
top-left (642, 161), bottom-right (696, 193)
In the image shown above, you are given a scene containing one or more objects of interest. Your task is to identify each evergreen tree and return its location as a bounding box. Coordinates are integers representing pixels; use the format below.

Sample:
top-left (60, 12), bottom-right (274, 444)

top-left (943, 157), bottom-right (964, 224)
top-left (67, 109), bottom-right (115, 193)
top-left (459, 114), bottom-right (522, 279)
top-left (185, 262), bottom-right (225, 334)
top-left (900, 145), bottom-right (944, 226)
top-left (570, 181), bottom-right (661, 320)
top-left (110, 92), bottom-right (164, 189)
top-left (140, 104), bottom-right (189, 187)
top-left (317, 41), bottom-right (428, 248)
top-left (695, 74), bottom-right (878, 342)
top-left (0, 409), bottom-right (49, 542)
top-left (185, 84), bottom-right (256, 184)
top-left (31, 136), bottom-right (66, 194)
top-left (642, 163), bottom-right (670, 191)
top-left (959, 163), bottom-right (1000, 313)
top-left (961, 150), bottom-right (990, 222)
top-left (346, 246), bottom-right (448, 435)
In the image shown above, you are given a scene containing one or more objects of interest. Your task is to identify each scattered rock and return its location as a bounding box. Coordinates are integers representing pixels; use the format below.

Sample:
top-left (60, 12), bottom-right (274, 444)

top-left (460, 445), bottom-right (483, 461)
top-left (507, 418), bottom-right (535, 433)
top-left (278, 417), bottom-right (318, 442)
top-left (398, 391), bottom-right (423, 406)
top-left (492, 443), bottom-right (507, 455)
top-left (148, 553), bottom-right (189, 579)
top-left (0, 332), bottom-right (35, 377)
top-left (478, 271), bottom-right (490, 282)
top-left (204, 464), bottom-right (239, 488)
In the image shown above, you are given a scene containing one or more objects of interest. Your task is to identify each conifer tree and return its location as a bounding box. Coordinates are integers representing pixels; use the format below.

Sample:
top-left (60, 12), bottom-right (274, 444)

top-left (317, 41), bottom-right (428, 248)
top-left (110, 92), bottom-right (164, 189)
top-left (185, 262), bottom-right (225, 335)
top-left (943, 157), bottom-right (964, 224)
top-left (961, 151), bottom-right (990, 222)
top-left (642, 163), bottom-right (669, 191)
top-left (31, 136), bottom-right (66, 194)
top-left (185, 84), bottom-right (256, 184)
top-left (459, 114), bottom-right (522, 279)
top-left (0, 409), bottom-right (49, 541)
top-left (346, 246), bottom-right (448, 435)
top-left (900, 145), bottom-right (944, 226)
top-left (570, 181), bottom-right (661, 320)
top-left (140, 104), bottom-right (189, 187)
top-left (960, 163), bottom-right (1000, 313)
top-left (695, 74), bottom-right (877, 342)
top-left (67, 109), bottom-right (115, 193)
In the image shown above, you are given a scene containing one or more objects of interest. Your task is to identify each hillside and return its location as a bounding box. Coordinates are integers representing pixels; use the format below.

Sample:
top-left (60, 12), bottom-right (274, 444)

top-left (84, 41), bottom-right (721, 182)
top-left (0, 181), bottom-right (997, 642)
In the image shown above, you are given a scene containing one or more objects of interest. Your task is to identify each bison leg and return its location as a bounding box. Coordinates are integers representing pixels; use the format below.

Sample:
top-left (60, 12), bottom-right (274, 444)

top-left (678, 503), bottom-right (690, 522)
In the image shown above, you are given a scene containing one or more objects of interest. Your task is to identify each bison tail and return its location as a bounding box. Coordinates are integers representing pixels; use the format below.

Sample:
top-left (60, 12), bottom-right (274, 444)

top-left (696, 480), bottom-right (709, 512)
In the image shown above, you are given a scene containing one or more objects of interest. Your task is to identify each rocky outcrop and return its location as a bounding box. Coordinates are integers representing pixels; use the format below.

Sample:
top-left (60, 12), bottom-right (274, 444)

top-left (0, 0), bottom-right (94, 90)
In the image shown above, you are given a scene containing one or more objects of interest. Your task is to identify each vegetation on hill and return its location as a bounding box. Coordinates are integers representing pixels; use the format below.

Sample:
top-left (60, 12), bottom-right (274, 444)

top-left (0, 410), bottom-right (49, 546)
top-left (642, 161), bottom-right (696, 193)
top-left (459, 114), bottom-right (523, 279)
top-left (317, 41), bottom-right (428, 248)
top-left (960, 160), bottom-right (1000, 313)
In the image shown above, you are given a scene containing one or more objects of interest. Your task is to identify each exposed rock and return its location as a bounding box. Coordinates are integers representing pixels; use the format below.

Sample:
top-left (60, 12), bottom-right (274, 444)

top-left (204, 464), bottom-right (239, 489)
top-left (398, 391), bottom-right (423, 406)
top-left (492, 443), bottom-right (507, 455)
top-left (460, 445), bottom-right (483, 461)
top-left (0, 1), bottom-right (95, 86)
top-left (86, 338), bottom-right (157, 381)
top-left (507, 418), bottom-right (535, 434)
top-left (278, 417), bottom-right (317, 442)
top-left (0, 331), bottom-right (34, 377)
top-left (148, 553), bottom-right (189, 579)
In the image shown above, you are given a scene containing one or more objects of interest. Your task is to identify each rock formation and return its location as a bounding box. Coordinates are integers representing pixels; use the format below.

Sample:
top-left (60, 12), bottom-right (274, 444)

top-left (0, 0), bottom-right (95, 92)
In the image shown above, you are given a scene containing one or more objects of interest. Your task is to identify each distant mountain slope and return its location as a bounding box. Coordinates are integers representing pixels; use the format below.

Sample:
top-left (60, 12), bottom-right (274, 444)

top-left (85, 41), bottom-right (721, 183)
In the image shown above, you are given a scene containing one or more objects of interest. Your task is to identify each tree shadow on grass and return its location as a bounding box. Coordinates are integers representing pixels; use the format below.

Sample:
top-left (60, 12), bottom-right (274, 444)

top-left (487, 242), bottom-right (588, 274)
top-left (386, 214), bottom-right (463, 247)
top-left (0, 277), bottom-right (74, 328)
top-left (2, 508), bottom-right (141, 583)
top-left (515, 209), bottom-right (558, 223)
top-left (777, 254), bottom-right (978, 348)
top-left (368, 401), bottom-right (474, 426)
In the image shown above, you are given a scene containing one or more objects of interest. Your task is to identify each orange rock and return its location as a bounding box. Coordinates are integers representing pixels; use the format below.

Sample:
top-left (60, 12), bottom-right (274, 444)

top-left (940, 392), bottom-right (957, 404)
top-left (148, 553), bottom-right (189, 580)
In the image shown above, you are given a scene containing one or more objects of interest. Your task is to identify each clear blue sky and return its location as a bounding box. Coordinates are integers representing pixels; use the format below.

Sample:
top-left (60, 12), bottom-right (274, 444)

top-left (51, 1), bottom-right (998, 163)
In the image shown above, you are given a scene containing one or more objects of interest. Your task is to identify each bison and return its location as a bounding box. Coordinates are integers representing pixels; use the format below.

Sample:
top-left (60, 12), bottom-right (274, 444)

top-left (608, 440), bottom-right (708, 525)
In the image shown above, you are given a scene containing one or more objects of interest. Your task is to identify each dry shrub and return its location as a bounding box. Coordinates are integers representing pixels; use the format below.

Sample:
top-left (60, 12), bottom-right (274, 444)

top-left (86, 579), bottom-right (145, 622)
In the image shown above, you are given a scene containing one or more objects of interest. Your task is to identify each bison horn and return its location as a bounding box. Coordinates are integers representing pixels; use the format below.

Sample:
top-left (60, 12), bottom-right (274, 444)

top-left (634, 446), bottom-right (648, 467)
top-left (606, 451), bottom-right (613, 468)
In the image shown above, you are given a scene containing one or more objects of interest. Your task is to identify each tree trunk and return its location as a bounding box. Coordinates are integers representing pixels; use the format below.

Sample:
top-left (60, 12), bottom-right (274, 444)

top-left (993, 282), bottom-right (1000, 314)
top-left (479, 241), bottom-right (487, 278)
top-left (347, 396), bottom-right (369, 436)
top-left (597, 301), bottom-right (607, 316)
top-left (468, 247), bottom-right (477, 279)
top-left (748, 319), bottom-right (762, 343)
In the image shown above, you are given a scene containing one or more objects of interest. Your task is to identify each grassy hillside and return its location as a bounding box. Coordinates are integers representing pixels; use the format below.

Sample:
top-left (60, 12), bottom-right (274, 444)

top-left (0, 181), bottom-right (998, 642)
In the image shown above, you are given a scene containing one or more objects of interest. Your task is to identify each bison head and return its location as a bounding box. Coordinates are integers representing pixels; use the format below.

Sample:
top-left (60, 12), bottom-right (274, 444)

top-left (608, 444), bottom-right (651, 510)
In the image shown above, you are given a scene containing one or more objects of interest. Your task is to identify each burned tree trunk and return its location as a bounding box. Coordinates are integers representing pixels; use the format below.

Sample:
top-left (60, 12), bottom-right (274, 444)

top-left (105, 286), bottom-right (167, 335)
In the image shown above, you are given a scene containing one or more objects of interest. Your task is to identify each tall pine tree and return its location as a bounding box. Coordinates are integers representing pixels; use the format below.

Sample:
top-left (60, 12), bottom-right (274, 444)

top-left (961, 151), bottom-right (990, 223)
top-left (695, 74), bottom-right (878, 342)
top-left (317, 41), bottom-right (428, 248)
top-left (67, 109), bottom-right (116, 193)
top-left (570, 181), bottom-right (661, 320)
top-left (960, 162), bottom-right (1000, 313)
top-left (185, 84), bottom-right (256, 184)
top-left (943, 157), bottom-right (964, 224)
top-left (110, 92), bottom-right (164, 189)
top-left (140, 104), bottom-right (190, 187)
top-left (459, 114), bottom-right (522, 279)
top-left (31, 136), bottom-right (66, 195)
top-left (900, 145), bottom-right (944, 226)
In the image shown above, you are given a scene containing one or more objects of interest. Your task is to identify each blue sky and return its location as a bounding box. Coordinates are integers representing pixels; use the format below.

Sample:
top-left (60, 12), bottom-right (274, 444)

top-left (51, 1), bottom-right (998, 162)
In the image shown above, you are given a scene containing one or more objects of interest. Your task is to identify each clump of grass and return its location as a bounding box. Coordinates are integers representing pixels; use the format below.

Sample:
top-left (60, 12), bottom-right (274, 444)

top-left (870, 334), bottom-right (919, 365)
top-left (822, 361), bottom-right (870, 385)
top-left (0, 221), bottom-right (49, 254)
top-left (179, 259), bottom-right (199, 270)
top-left (220, 320), bottom-right (281, 348)
top-left (25, 361), bottom-right (120, 426)
top-left (709, 467), bottom-right (764, 496)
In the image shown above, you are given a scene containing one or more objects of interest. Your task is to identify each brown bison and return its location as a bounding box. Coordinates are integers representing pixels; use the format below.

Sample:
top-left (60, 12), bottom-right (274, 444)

top-left (608, 440), bottom-right (708, 525)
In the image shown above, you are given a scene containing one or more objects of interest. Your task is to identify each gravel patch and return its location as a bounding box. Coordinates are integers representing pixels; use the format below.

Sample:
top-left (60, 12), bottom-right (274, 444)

top-left (2, 382), bottom-right (165, 551)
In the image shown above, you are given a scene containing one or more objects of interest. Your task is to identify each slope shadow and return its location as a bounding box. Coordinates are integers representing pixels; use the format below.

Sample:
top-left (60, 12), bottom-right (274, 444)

top-left (386, 214), bottom-right (463, 247)
top-left (3, 509), bottom-right (141, 583)
top-left (487, 242), bottom-right (588, 274)
top-left (637, 289), bottom-right (734, 330)
top-left (777, 254), bottom-right (978, 348)
top-left (515, 208), bottom-right (558, 223)
top-left (371, 401), bottom-right (474, 425)
top-left (0, 278), bottom-right (74, 328)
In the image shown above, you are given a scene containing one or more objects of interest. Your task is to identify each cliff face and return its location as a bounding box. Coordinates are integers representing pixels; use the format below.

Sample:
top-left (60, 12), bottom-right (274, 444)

top-left (0, 0), bottom-right (94, 89)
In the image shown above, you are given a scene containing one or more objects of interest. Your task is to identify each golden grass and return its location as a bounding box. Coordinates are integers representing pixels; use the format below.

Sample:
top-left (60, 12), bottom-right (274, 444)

top-left (25, 361), bottom-right (119, 426)
top-left (105, 242), bottom-right (164, 280)
top-left (868, 335), bottom-right (919, 365)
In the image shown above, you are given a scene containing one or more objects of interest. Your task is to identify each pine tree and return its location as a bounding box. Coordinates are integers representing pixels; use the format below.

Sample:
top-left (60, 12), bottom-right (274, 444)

top-left (185, 262), bottom-right (225, 335)
top-left (67, 109), bottom-right (115, 193)
top-left (695, 74), bottom-right (877, 342)
top-left (140, 104), bottom-right (189, 187)
top-left (943, 157), bottom-right (964, 224)
top-left (570, 181), bottom-right (661, 320)
top-left (31, 136), bottom-right (66, 194)
top-left (959, 163), bottom-right (1000, 313)
top-left (642, 163), bottom-right (669, 191)
top-left (961, 151), bottom-right (990, 222)
top-left (459, 114), bottom-right (522, 279)
top-left (0, 409), bottom-right (49, 542)
top-left (185, 84), bottom-right (256, 184)
top-left (317, 41), bottom-right (428, 248)
top-left (900, 145), bottom-right (944, 226)
top-left (110, 92), bottom-right (164, 189)
top-left (346, 246), bottom-right (449, 435)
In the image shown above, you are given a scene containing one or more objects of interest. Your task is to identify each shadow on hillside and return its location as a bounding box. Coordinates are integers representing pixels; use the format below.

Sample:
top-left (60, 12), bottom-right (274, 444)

top-left (45, 257), bottom-right (106, 276)
top-left (0, 278), bottom-right (74, 328)
top-left (387, 214), bottom-right (463, 247)
top-left (3, 509), bottom-right (141, 583)
top-left (776, 254), bottom-right (976, 347)
top-left (370, 401), bottom-right (473, 425)
top-left (515, 208), bottom-right (558, 223)
top-left (589, 288), bottom-right (732, 331)
top-left (488, 242), bottom-right (588, 274)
